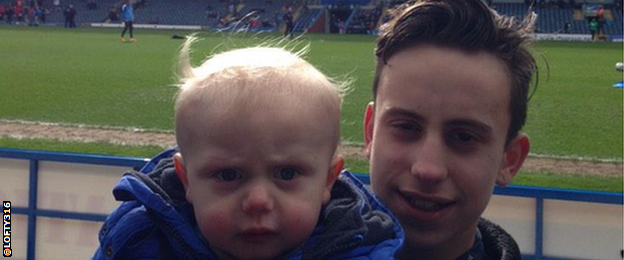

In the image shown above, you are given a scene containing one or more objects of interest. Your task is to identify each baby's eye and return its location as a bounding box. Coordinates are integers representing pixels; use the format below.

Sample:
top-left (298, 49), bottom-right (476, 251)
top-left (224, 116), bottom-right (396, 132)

top-left (214, 169), bottom-right (241, 182)
top-left (274, 168), bottom-right (298, 181)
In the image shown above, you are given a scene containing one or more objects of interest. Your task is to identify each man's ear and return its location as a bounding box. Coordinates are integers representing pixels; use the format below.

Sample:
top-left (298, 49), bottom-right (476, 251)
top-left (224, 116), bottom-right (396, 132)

top-left (173, 152), bottom-right (193, 203)
top-left (497, 134), bottom-right (530, 187)
top-left (323, 155), bottom-right (344, 204)
top-left (363, 102), bottom-right (375, 159)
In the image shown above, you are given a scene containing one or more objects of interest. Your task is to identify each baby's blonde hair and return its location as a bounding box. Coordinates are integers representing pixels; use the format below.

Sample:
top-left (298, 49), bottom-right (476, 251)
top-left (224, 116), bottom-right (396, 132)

top-left (174, 35), bottom-right (348, 155)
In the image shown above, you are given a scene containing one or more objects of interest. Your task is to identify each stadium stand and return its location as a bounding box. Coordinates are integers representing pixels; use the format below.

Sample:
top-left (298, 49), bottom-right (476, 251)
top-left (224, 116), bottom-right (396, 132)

top-left (346, 5), bottom-right (381, 34)
top-left (0, 0), bottom-right (621, 36)
top-left (293, 6), bottom-right (322, 32)
top-left (493, 2), bottom-right (622, 35)
top-left (24, 0), bottom-right (118, 25)
top-left (224, 0), bottom-right (288, 31)
top-left (133, 0), bottom-right (212, 26)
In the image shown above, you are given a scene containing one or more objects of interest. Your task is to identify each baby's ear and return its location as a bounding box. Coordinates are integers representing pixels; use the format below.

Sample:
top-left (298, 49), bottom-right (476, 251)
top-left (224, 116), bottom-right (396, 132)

top-left (323, 155), bottom-right (344, 204)
top-left (173, 153), bottom-right (193, 203)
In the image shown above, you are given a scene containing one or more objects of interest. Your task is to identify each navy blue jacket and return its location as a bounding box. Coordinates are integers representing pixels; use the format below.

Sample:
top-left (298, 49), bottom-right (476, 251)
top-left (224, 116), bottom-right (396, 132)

top-left (90, 148), bottom-right (404, 260)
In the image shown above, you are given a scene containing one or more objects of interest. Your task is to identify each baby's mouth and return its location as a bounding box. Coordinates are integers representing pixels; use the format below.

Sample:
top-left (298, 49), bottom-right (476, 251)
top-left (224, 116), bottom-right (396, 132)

top-left (239, 228), bottom-right (278, 243)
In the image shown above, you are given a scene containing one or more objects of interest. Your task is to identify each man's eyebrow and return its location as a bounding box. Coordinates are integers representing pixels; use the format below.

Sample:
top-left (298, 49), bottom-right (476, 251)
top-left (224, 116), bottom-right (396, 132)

top-left (447, 120), bottom-right (493, 135)
top-left (382, 107), bottom-right (424, 121)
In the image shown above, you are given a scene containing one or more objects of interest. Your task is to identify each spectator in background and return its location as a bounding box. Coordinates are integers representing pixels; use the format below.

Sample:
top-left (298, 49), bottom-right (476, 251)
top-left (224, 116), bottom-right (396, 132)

top-left (35, 6), bottom-right (43, 24)
top-left (0, 5), bottom-right (5, 22)
top-left (108, 6), bottom-right (118, 22)
top-left (63, 4), bottom-right (76, 28)
top-left (14, 3), bottom-right (22, 22)
top-left (53, 0), bottom-right (61, 11)
top-left (337, 19), bottom-right (345, 34)
top-left (597, 6), bottom-right (605, 36)
top-left (87, 0), bottom-right (96, 10)
top-left (563, 20), bottom-right (572, 33)
top-left (27, 5), bottom-right (37, 26)
top-left (38, 6), bottom-right (45, 23)
top-left (228, 0), bottom-right (235, 15)
top-left (282, 5), bottom-right (293, 38)
top-left (5, 5), bottom-right (14, 24)
top-left (120, 0), bottom-right (136, 43)
top-left (589, 18), bottom-right (598, 41)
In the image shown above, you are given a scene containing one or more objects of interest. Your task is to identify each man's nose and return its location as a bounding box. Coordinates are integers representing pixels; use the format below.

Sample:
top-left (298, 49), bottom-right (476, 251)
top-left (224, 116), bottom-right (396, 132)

top-left (410, 134), bottom-right (449, 182)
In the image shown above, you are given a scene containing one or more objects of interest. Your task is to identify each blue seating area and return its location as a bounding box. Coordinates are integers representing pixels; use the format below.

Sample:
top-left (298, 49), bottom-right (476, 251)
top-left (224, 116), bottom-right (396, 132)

top-left (1, 0), bottom-right (621, 36)
top-left (0, 0), bottom-right (121, 25)
top-left (294, 7), bottom-right (321, 32)
top-left (607, 8), bottom-right (623, 35)
top-left (133, 0), bottom-right (210, 25)
top-left (493, 3), bottom-right (623, 35)
top-left (50, 0), bottom-right (120, 24)
top-left (346, 6), bottom-right (381, 34)
top-left (230, 0), bottom-right (286, 31)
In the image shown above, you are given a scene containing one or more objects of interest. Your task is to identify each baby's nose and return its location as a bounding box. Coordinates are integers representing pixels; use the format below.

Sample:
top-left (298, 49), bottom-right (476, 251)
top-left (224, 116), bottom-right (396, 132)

top-left (241, 184), bottom-right (275, 214)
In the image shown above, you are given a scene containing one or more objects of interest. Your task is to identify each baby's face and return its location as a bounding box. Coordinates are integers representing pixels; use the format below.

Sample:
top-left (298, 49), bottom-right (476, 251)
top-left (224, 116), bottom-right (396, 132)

top-left (178, 100), bottom-right (340, 260)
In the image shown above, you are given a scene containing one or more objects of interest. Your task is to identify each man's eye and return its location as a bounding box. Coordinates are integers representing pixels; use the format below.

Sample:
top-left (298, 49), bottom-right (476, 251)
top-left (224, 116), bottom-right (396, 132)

top-left (390, 120), bottom-right (421, 132)
top-left (457, 132), bottom-right (475, 142)
top-left (449, 132), bottom-right (480, 144)
top-left (214, 169), bottom-right (241, 181)
top-left (274, 168), bottom-right (298, 180)
top-left (395, 123), bottom-right (418, 131)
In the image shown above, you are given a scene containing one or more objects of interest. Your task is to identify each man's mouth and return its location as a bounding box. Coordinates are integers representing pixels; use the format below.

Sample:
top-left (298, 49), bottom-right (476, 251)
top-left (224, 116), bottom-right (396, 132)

top-left (400, 192), bottom-right (454, 212)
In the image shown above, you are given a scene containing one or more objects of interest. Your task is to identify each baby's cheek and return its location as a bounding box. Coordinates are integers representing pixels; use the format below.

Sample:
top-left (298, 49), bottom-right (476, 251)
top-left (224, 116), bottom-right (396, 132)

top-left (283, 204), bottom-right (320, 238)
top-left (196, 208), bottom-right (232, 240)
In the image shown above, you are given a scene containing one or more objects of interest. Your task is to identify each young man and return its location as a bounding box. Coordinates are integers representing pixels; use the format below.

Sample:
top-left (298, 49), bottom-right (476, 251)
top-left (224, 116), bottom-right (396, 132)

top-left (119, 0), bottom-right (136, 43)
top-left (363, 1), bottom-right (537, 260)
top-left (91, 36), bottom-right (403, 260)
top-left (282, 5), bottom-right (294, 38)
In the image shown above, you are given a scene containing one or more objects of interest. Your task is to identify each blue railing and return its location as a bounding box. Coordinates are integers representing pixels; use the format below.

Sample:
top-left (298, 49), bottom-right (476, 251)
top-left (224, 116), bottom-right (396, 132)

top-left (0, 148), bottom-right (148, 260)
top-left (0, 147), bottom-right (621, 260)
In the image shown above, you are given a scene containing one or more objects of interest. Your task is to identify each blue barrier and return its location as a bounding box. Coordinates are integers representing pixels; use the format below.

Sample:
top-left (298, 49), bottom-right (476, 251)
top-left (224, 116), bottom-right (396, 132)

top-left (0, 148), bottom-right (621, 260)
top-left (0, 148), bottom-right (148, 260)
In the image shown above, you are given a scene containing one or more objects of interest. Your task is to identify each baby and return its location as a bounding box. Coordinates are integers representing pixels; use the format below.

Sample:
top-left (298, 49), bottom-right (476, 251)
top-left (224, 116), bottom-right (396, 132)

top-left (91, 36), bottom-right (403, 260)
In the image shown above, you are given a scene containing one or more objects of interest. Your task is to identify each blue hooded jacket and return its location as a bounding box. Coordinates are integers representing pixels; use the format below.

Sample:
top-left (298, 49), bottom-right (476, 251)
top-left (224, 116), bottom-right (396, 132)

top-left (121, 4), bottom-right (134, 22)
top-left (90, 148), bottom-right (404, 260)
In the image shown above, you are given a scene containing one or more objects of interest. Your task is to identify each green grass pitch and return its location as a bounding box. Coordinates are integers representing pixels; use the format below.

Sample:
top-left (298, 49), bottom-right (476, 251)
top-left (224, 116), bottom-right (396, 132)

top-left (0, 25), bottom-right (622, 161)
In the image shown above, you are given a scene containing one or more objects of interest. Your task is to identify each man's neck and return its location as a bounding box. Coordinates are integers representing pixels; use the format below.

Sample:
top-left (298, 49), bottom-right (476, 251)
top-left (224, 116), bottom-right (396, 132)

top-left (397, 226), bottom-right (477, 260)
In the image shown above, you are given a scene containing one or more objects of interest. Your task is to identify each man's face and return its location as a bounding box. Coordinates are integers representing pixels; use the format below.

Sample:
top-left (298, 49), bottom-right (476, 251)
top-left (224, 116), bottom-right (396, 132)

top-left (177, 98), bottom-right (341, 260)
top-left (365, 45), bottom-right (528, 259)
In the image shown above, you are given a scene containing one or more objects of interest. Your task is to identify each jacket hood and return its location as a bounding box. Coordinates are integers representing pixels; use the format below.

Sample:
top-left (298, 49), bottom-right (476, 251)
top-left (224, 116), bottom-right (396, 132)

top-left (478, 218), bottom-right (522, 260)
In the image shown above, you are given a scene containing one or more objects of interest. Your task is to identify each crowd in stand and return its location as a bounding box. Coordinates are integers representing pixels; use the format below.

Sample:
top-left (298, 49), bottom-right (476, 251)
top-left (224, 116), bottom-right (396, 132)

top-left (0, 0), bottom-right (112, 26)
top-left (211, 0), bottom-right (290, 31)
top-left (2, 0), bottom-right (621, 35)
top-left (0, 0), bottom-right (46, 25)
top-left (347, 6), bottom-right (380, 34)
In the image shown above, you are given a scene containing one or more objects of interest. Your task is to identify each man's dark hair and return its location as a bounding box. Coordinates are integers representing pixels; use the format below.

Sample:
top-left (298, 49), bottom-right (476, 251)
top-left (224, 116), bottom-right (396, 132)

top-left (373, 0), bottom-right (538, 143)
